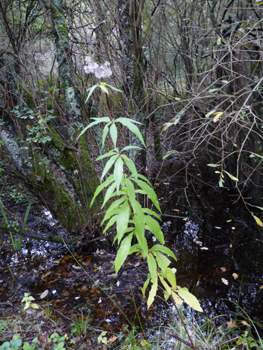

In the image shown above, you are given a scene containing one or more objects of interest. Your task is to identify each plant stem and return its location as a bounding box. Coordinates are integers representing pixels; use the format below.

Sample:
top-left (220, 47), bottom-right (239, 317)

top-left (171, 297), bottom-right (196, 350)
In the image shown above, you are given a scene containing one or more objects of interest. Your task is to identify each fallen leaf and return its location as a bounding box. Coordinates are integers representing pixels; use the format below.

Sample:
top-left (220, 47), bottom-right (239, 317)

top-left (221, 267), bottom-right (227, 272)
top-left (241, 321), bottom-right (250, 327)
top-left (221, 278), bottom-right (229, 285)
top-left (227, 319), bottom-right (236, 329)
top-left (232, 273), bottom-right (238, 280)
top-left (107, 336), bottom-right (117, 343)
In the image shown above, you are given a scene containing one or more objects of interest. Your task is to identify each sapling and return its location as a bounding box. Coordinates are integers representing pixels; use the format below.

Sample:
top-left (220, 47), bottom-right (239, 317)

top-left (78, 82), bottom-right (202, 312)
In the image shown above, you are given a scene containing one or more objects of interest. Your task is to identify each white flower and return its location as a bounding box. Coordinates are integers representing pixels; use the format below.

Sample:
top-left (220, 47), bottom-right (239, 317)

top-left (84, 56), bottom-right (112, 78)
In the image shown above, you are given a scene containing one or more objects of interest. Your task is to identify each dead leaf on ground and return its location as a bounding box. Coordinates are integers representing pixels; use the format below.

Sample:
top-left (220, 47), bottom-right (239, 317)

top-left (232, 273), bottom-right (238, 280)
top-left (227, 319), bottom-right (236, 329)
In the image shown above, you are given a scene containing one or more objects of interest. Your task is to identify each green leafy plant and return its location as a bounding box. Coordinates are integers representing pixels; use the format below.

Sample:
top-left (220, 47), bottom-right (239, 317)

top-left (0, 337), bottom-right (22, 350)
top-left (78, 83), bottom-right (202, 311)
top-left (21, 293), bottom-right (39, 311)
top-left (47, 333), bottom-right (66, 350)
top-left (0, 201), bottom-right (32, 251)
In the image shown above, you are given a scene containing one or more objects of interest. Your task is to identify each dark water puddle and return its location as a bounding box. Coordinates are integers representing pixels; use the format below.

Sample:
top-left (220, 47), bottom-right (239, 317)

top-left (155, 174), bottom-right (263, 325)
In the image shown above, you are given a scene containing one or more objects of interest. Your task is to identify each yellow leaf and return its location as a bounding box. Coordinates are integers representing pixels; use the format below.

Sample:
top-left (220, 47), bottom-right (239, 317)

top-left (213, 112), bottom-right (224, 122)
top-left (259, 286), bottom-right (263, 289)
top-left (252, 215), bottom-right (263, 227)
top-left (232, 273), bottom-right (238, 280)
top-left (224, 171), bottom-right (239, 181)
top-left (241, 321), bottom-right (250, 327)
top-left (221, 267), bottom-right (227, 272)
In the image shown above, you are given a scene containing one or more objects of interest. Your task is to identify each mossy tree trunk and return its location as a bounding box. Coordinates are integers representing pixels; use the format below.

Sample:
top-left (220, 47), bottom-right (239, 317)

top-left (0, 0), bottom-right (102, 236)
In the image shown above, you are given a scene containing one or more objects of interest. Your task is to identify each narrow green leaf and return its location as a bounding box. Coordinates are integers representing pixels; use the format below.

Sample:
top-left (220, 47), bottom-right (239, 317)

top-left (116, 201), bottom-right (130, 244)
top-left (145, 216), bottom-right (164, 243)
top-left (102, 182), bottom-right (117, 208)
top-left (115, 118), bottom-right (145, 147)
top-left (121, 145), bottom-right (141, 152)
top-left (115, 117), bottom-right (141, 125)
top-left (136, 179), bottom-right (161, 212)
top-left (165, 267), bottom-right (176, 288)
top-left (114, 157), bottom-right (124, 191)
top-left (90, 175), bottom-right (115, 207)
top-left (147, 254), bottom-right (157, 284)
top-left (110, 123), bottom-right (118, 148)
top-left (77, 117), bottom-right (111, 140)
top-left (150, 244), bottom-right (177, 261)
top-left (121, 154), bottom-right (138, 178)
top-left (85, 84), bottom-right (98, 102)
top-left (129, 243), bottom-right (141, 255)
top-left (103, 214), bottom-right (118, 232)
top-left (133, 203), bottom-right (148, 257)
top-left (137, 173), bottom-right (152, 185)
top-left (153, 251), bottom-right (171, 271)
top-left (101, 196), bottom-right (126, 224)
top-left (142, 277), bottom-right (150, 297)
top-left (102, 124), bottom-right (109, 148)
top-left (101, 154), bottom-right (119, 181)
top-left (114, 232), bottom-right (133, 273)
top-left (143, 208), bottom-right (161, 221)
top-left (176, 287), bottom-right (203, 312)
top-left (105, 83), bottom-right (123, 93)
top-left (147, 279), bottom-right (158, 308)
top-left (96, 150), bottom-right (118, 161)
top-left (123, 178), bottom-right (136, 207)
top-left (77, 124), bottom-right (90, 140)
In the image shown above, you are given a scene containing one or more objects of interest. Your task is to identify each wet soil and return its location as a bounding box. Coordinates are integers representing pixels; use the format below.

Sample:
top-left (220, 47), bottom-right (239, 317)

top-left (1, 166), bottom-right (263, 340)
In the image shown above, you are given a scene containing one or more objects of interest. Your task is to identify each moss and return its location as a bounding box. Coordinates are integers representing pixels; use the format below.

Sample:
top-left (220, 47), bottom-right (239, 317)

top-left (28, 151), bottom-right (89, 234)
